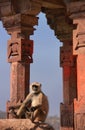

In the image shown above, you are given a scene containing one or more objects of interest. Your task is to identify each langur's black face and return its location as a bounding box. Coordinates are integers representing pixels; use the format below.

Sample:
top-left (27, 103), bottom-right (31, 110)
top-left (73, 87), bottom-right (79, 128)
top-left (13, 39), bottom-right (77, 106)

top-left (32, 85), bottom-right (41, 93)
top-left (32, 85), bottom-right (38, 91)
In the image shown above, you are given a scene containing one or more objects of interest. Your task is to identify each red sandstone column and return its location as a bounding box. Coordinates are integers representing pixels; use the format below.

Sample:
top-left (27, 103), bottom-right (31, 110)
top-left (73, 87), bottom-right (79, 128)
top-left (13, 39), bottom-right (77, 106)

top-left (67, 1), bottom-right (85, 129)
top-left (73, 19), bottom-right (85, 130)
top-left (60, 41), bottom-right (77, 130)
top-left (7, 33), bottom-right (34, 103)
top-left (1, 14), bottom-right (38, 118)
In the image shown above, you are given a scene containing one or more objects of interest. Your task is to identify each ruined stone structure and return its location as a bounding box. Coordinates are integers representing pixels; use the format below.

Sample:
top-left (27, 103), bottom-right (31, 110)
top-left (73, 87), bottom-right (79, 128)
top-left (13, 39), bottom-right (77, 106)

top-left (0, 0), bottom-right (85, 130)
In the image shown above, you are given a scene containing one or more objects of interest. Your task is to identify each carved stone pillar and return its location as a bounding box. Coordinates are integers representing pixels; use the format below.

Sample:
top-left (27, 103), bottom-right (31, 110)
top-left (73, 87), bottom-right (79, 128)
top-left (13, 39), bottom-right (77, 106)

top-left (60, 40), bottom-right (77, 130)
top-left (67, 1), bottom-right (85, 129)
top-left (1, 13), bottom-right (38, 118)
top-left (44, 7), bottom-right (77, 130)
top-left (45, 7), bottom-right (77, 130)
top-left (60, 41), bottom-right (77, 105)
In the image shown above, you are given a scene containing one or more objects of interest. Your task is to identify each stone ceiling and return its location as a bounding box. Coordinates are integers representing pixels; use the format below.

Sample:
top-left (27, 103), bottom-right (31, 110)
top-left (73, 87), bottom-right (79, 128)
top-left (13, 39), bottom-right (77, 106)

top-left (0, 0), bottom-right (83, 41)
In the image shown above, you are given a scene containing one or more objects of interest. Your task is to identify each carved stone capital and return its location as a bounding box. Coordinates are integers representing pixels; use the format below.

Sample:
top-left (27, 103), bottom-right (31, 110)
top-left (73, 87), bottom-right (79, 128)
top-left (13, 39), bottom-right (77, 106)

top-left (1, 13), bottom-right (37, 63)
top-left (1, 13), bottom-right (38, 36)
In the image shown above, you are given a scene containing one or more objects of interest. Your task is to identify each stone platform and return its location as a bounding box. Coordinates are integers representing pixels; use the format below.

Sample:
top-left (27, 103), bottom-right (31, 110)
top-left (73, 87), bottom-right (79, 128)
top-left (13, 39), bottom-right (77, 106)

top-left (0, 119), bottom-right (54, 130)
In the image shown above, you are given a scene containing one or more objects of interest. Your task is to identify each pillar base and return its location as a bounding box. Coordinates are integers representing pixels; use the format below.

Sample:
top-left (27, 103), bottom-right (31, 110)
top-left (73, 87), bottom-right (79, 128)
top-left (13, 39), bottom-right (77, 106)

top-left (60, 103), bottom-right (74, 130)
top-left (6, 101), bottom-right (22, 119)
top-left (74, 98), bottom-right (85, 130)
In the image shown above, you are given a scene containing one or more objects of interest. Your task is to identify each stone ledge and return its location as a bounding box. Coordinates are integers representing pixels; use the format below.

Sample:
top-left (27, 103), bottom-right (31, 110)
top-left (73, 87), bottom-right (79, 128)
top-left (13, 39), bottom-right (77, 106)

top-left (0, 119), bottom-right (54, 130)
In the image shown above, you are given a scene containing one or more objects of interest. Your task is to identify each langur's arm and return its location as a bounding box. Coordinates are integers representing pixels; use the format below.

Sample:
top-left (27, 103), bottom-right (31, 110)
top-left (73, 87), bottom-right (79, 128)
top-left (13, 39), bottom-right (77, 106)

top-left (23, 93), bottom-right (33, 106)
top-left (17, 93), bottom-right (32, 117)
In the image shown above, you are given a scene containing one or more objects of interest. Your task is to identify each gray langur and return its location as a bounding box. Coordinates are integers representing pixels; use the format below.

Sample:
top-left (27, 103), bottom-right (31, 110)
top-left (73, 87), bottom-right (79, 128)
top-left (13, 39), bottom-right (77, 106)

top-left (16, 82), bottom-right (49, 122)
